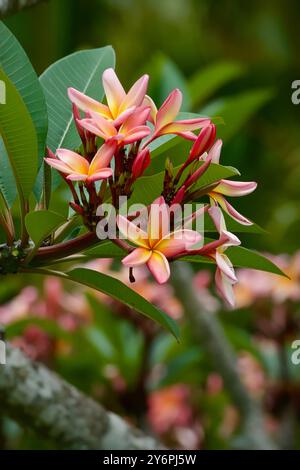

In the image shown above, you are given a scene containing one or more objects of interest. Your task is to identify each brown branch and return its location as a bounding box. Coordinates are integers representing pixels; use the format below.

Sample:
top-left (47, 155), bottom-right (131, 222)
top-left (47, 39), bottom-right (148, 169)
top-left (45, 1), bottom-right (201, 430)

top-left (32, 232), bottom-right (99, 265)
top-left (0, 343), bottom-right (161, 449)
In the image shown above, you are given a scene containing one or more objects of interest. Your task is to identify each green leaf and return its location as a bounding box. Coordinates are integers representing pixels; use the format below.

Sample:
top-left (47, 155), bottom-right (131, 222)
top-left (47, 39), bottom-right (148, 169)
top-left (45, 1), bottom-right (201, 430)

top-left (40, 46), bottom-right (115, 189)
top-left (182, 242), bottom-right (287, 277)
top-left (200, 88), bottom-right (274, 142)
top-left (25, 210), bottom-right (65, 247)
top-left (0, 68), bottom-right (38, 202)
top-left (0, 21), bottom-right (47, 203)
top-left (83, 240), bottom-right (126, 258)
top-left (67, 267), bottom-right (180, 339)
top-left (129, 161), bottom-right (239, 206)
top-left (0, 139), bottom-right (16, 206)
top-left (188, 61), bottom-right (245, 107)
top-left (225, 246), bottom-right (287, 277)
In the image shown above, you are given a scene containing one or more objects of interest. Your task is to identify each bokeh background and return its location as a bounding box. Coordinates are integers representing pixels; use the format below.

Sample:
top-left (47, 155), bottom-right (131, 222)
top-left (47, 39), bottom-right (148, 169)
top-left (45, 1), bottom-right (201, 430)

top-left (1, 0), bottom-right (300, 449)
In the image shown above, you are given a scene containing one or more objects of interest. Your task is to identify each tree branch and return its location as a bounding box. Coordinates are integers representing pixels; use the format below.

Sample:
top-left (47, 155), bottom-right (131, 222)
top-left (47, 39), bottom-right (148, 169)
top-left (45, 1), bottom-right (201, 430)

top-left (171, 262), bottom-right (278, 450)
top-left (0, 343), bottom-right (161, 450)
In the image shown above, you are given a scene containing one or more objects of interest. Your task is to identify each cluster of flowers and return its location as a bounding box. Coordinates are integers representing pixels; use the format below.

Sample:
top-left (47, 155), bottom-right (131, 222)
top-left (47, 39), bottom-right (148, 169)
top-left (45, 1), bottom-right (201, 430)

top-left (45, 69), bottom-right (257, 306)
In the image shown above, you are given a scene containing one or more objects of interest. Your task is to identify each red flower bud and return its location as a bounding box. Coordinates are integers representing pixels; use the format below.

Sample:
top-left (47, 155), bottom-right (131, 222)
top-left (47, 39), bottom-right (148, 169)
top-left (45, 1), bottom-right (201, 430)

top-left (132, 148), bottom-right (151, 180)
top-left (188, 124), bottom-right (216, 163)
top-left (171, 185), bottom-right (186, 205)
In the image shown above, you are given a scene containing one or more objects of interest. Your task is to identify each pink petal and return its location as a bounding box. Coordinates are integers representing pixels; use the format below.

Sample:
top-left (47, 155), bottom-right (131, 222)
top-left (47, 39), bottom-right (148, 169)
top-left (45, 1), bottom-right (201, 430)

top-left (87, 169), bottom-right (113, 182)
top-left (44, 158), bottom-right (73, 174)
top-left (119, 75), bottom-right (149, 113)
top-left (155, 230), bottom-right (202, 257)
top-left (66, 173), bottom-right (88, 181)
top-left (122, 247), bottom-right (151, 266)
top-left (79, 119), bottom-right (106, 139)
top-left (148, 197), bottom-right (170, 244)
top-left (217, 196), bottom-right (253, 226)
top-left (122, 126), bottom-right (151, 145)
top-left (215, 252), bottom-right (237, 282)
top-left (156, 89), bottom-right (182, 130)
top-left (215, 268), bottom-right (236, 307)
top-left (68, 88), bottom-right (111, 118)
top-left (120, 106), bottom-right (151, 132)
top-left (214, 179), bottom-right (257, 197)
top-left (167, 130), bottom-right (198, 141)
top-left (56, 149), bottom-right (89, 174)
top-left (143, 95), bottom-right (158, 123)
top-left (117, 214), bottom-right (149, 248)
top-left (89, 141), bottom-right (116, 174)
top-left (160, 117), bottom-right (210, 135)
top-left (102, 68), bottom-right (126, 118)
top-left (208, 139), bottom-right (223, 164)
top-left (147, 251), bottom-right (170, 284)
top-left (208, 205), bottom-right (227, 234)
top-left (113, 107), bottom-right (136, 127)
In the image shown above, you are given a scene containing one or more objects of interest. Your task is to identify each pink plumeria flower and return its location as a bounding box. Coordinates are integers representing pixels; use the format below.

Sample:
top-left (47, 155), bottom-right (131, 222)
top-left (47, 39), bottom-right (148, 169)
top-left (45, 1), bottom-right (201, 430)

top-left (68, 68), bottom-right (149, 127)
top-left (205, 139), bottom-right (257, 225)
top-left (79, 105), bottom-right (151, 145)
top-left (45, 142), bottom-right (116, 183)
top-left (208, 206), bottom-right (241, 307)
top-left (117, 197), bottom-right (201, 284)
top-left (143, 89), bottom-right (210, 145)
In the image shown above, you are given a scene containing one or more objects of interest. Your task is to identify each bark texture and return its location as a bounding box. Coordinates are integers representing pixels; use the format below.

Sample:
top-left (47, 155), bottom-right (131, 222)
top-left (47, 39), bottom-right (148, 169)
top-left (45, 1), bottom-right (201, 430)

top-left (0, 343), bottom-right (160, 450)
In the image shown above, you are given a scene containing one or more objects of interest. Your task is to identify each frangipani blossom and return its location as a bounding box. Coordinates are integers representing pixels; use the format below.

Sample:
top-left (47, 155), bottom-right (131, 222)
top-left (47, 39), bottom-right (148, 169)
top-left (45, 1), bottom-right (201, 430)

top-left (117, 197), bottom-right (201, 284)
top-left (209, 180), bottom-right (257, 226)
top-left (143, 89), bottom-right (210, 144)
top-left (45, 142), bottom-right (116, 183)
top-left (203, 138), bottom-right (257, 225)
top-left (68, 68), bottom-right (149, 127)
top-left (208, 206), bottom-right (241, 307)
top-left (79, 106), bottom-right (151, 145)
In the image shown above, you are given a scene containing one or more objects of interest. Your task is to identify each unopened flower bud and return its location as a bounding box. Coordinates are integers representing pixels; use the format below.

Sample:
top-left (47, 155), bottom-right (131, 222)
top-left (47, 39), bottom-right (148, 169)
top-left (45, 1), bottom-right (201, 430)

top-left (188, 124), bottom-right (216, 163)
top-left (132, 148), bottom-right (150, 180)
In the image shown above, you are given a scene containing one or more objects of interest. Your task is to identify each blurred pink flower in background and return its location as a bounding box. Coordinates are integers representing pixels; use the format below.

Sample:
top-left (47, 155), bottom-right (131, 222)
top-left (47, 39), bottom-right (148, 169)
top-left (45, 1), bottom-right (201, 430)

top-left (147, 384), bottom-right (193, 434)
top-left (234, 251), bottom-right (300, 307)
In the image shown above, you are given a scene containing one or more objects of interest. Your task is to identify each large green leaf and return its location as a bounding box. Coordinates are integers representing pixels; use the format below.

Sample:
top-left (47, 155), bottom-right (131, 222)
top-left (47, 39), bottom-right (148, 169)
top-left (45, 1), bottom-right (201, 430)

top-left (129, 161), bottom-right (239, 206)
top-left (67, 267), bottom-right (180, 339)
top-left (188, 61), bottom-right (245, 108)
top-left (200, 88), bottom-right (274, 142)
top-left (40, 46), bottom-right (115, 189)
top-left (0, 68), bottom-right (38, 202)
top-left (182, 243), bottom-right (286, 277)
top-left (83, 240), bottom-right (126, 258)
top-left (0, 21), bottom-right (48, 203)
top-left (25, 210), bottom-right (65, 248)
